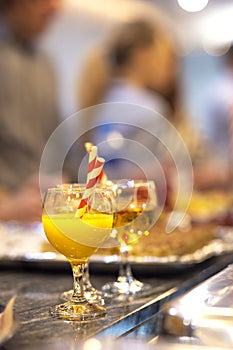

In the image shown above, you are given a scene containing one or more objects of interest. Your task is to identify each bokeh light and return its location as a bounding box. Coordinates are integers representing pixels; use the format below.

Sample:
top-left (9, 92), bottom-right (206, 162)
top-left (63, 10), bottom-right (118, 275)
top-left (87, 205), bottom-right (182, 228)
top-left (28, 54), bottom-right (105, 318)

top-left (177, 0), bottom-right (209, 13)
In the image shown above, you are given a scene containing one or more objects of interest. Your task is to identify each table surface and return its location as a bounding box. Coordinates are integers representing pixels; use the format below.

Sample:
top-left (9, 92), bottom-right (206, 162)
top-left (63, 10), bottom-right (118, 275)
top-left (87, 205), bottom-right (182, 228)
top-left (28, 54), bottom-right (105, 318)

top-left (1, 253), bottom-right (233, 350)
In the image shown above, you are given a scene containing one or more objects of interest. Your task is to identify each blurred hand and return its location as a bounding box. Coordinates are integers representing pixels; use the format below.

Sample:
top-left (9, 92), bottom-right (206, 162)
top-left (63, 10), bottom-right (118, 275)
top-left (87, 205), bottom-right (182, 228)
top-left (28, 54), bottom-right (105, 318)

top-left (0, 183), bottom-right (42, 223)
top-left (0, 172), bottom-right (71, 223)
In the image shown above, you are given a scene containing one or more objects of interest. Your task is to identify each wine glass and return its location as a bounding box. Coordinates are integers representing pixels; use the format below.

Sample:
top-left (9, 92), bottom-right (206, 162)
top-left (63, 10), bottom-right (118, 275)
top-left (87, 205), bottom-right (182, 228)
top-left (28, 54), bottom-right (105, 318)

top-left (102, 180), bottom-right (157, 295)
top-left (42, 185), bottom-right (114, 321)
top-left (55, 184), bottom-right (104, 304)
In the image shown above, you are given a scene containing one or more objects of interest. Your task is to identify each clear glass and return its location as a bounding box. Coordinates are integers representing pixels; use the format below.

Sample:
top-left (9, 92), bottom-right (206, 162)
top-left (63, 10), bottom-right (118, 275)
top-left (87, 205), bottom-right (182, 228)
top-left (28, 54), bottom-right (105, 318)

top-left (102, 180), bottom-right (157, 296)
top-left (56, 184), bottom-right (104, 303)
top-left (42, 185), bottom-right (114, 321)
top-left (60, 262), bottom-right (103, 304)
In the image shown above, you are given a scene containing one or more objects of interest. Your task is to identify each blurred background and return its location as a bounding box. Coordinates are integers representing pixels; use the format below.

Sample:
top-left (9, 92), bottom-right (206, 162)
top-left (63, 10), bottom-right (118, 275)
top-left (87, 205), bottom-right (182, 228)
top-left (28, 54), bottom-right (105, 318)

top-left (2, 0), bottom-right (232, 222)
top-left (39, 0), bottom-right (233, 121)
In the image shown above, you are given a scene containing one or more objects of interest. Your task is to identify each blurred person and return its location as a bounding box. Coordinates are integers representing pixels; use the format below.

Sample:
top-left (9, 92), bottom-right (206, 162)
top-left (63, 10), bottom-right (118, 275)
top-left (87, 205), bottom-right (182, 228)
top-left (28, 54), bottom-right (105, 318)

top-left (79, 19), bottom-right (174, 117)
top-left (76, 19), bottom-right (177, 166)
top-left (198, 47), bottom-right (233, 159)
top-left (192, 46), bottom-right (233, 189)
top-left (0, 0), bottom-right (62, 222)
top-left (75, 19), bottom-right (197, 207)
top-left (77, 20), bottom-right (230, 193)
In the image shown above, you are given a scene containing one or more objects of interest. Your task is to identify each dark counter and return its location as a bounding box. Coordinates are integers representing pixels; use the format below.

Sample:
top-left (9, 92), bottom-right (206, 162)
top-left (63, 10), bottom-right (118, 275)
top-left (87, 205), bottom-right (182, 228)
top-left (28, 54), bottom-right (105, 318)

top-left (1, 253), bottom-right (233, 349)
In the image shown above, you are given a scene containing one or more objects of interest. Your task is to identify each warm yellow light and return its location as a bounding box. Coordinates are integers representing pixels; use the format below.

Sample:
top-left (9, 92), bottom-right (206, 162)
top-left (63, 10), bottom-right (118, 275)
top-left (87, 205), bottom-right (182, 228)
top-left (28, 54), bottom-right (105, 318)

top-left (83, 338), bottom-right (102, 350)
top-left (177, 0), bottom-right (209, 13)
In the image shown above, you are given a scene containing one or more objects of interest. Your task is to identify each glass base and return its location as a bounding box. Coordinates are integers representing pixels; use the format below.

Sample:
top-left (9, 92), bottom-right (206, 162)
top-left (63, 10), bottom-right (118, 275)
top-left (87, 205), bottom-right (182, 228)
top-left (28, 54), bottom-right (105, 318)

top-left (102, 277), bottom-right (151, 296)
top-left (50, 301), bottom-right (106, 321)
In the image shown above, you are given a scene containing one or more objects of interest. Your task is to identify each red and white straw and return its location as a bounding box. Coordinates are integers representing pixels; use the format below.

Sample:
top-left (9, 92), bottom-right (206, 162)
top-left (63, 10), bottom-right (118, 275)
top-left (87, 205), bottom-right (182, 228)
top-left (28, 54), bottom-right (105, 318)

top-left (76, 144), bottom-right (106, 216)
top-left (85, 142), bottom-right (108, 184)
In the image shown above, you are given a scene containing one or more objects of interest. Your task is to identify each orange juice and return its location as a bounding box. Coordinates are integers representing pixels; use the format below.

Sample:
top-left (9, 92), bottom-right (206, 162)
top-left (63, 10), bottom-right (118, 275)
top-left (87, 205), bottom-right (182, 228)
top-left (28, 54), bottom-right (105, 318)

top-left (42, 212), bottom-right (113, 262)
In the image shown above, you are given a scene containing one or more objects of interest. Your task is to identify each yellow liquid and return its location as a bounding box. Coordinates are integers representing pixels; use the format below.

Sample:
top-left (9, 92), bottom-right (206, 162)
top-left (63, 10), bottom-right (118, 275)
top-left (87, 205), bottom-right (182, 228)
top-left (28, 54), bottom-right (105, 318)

top-left (114, 207), bottom-right (154, 248)
top-left (42, 212), bottom-right (113, 262)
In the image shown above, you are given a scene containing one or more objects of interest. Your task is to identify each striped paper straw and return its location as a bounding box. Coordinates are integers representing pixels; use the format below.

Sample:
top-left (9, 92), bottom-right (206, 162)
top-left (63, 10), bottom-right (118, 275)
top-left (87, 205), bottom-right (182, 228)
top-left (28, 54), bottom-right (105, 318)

top-left (85, 142), bottom-right (108, 183)
top-left (86, 144), bottom-right (97, 178)
top-left (76, 145), bottom-right (105, 217)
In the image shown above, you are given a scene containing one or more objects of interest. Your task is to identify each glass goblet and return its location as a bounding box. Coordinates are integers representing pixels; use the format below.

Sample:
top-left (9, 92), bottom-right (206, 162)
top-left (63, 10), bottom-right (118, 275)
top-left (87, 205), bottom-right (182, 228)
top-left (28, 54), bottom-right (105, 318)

top-left (42, 185), bottom-right (114, 321)
top-left (102, 180), bottom-right (157, 295)
top-left (56, 184), bottom-right (104, 304)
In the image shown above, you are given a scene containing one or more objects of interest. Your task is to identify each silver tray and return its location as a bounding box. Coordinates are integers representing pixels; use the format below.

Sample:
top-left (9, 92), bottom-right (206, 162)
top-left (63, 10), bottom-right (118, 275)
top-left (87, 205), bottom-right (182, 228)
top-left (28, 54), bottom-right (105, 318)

top-left (0, 222), bottom-right (233, 272)
top-left (159, 265), bottom-right (233, 348)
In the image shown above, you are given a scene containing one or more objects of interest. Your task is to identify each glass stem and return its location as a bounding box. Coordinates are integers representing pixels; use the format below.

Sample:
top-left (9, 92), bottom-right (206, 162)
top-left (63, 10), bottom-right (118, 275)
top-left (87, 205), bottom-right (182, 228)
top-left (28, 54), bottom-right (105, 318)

top-left (70, 261), bottom-right (87, 303)
top-left (118, 249), bottom-right (134, 284)
top-left (82, 262), bottom-right (93, 291)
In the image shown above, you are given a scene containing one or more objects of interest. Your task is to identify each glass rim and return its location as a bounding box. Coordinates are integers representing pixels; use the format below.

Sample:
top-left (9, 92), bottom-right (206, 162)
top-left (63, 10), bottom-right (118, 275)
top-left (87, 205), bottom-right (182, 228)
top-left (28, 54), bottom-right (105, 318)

top-left (46, 184), bottom-right (113, 193)
top-left (46, 180), bottom-right (155, 193)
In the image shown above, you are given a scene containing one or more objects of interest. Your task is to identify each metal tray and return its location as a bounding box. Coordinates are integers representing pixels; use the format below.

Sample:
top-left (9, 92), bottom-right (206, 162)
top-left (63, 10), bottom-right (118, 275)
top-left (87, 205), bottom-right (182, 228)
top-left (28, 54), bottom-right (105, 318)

top-left (159, 265), bottom-right (233, 348)
top-left (0, 222), bottom-right (233, 273)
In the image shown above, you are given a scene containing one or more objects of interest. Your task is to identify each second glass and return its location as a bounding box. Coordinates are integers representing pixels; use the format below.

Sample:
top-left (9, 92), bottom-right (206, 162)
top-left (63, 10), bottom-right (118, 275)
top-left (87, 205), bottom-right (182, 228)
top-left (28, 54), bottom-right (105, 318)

top-left (102, 180), bottom-right (157, 295)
